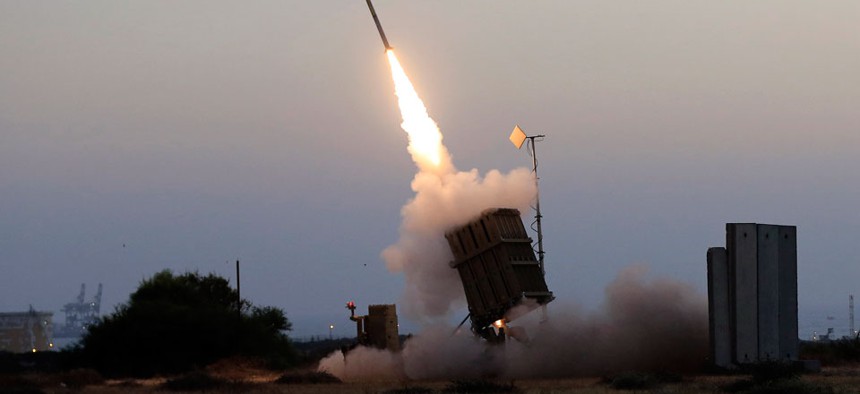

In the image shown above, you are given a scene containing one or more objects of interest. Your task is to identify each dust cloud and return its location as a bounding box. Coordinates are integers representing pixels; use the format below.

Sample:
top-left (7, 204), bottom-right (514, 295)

top-left (318, 266), bottom-right (708, 380)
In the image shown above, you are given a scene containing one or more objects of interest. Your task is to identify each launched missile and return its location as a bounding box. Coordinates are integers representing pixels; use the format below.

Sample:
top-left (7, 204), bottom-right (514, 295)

top-left (365, 0), bottom-right (392, 51)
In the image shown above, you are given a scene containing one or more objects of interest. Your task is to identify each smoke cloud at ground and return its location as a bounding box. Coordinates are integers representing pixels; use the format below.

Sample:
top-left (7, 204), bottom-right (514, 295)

top-left (319, 266), bottom-right (708, 380)
top-left (318, 345), bottom-right (403, 381)
top-left (504, 265), bottom-right (708, 377)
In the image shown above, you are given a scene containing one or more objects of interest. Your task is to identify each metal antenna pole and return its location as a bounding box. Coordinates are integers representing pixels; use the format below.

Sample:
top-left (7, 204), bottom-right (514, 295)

top-left (527, 135), bottom-right (546, 276)
top-left (509, 126), bottom-right (550, 323)
top-left (236, 260), bottom-right (241, 318)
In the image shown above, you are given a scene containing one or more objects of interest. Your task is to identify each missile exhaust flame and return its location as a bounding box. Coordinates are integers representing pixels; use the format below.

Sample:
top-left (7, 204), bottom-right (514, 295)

top-left (386, 50), bottom-right (451, 173)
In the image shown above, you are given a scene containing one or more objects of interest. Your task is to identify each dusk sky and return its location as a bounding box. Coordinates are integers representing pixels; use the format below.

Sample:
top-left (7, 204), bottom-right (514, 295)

top-left (2, 1), bottom-right (858, 339)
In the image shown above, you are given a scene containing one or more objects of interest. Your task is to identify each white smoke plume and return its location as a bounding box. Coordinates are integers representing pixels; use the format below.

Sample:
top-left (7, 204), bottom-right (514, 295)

top-left (380, 50), bottom-right (537, 321)
top-left (382, 168), bottom-right (537, 321)
top-left (319, 266), bottom-right (709, 380)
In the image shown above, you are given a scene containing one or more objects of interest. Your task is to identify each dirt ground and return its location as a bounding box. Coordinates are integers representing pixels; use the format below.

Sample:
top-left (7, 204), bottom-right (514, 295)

top-left (8, 365), bottom-right (860, 393)
top-left (63, 375), bottom-right (860, 394)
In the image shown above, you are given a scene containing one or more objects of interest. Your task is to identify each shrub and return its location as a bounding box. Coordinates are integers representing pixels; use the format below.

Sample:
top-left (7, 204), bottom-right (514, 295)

top-left (800, 338), bottom-right (860, 366)
top-left (80, 270), bottom-right (297, 377)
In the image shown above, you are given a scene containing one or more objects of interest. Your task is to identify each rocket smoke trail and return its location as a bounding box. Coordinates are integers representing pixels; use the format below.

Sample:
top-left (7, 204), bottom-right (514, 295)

top-left (318, 39), bottom-right (707, 379)
top-left (380, 50), bottom-right (536, 321)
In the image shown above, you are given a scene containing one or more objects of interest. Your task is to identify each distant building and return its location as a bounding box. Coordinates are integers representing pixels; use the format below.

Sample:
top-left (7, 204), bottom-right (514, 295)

top-left (0, 308), bottom-right (54, 353)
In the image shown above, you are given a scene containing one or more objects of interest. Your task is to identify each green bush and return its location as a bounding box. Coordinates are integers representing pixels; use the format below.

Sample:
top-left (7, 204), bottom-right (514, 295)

top-left (80, 270), bottom-right (297, 377)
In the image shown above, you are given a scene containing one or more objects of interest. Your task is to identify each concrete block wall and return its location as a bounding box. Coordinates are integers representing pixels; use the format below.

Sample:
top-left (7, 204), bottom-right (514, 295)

top-left (708, 223), bottom-right (798, 368)
top-left (757, 224), bottom-right (780, 360)
top-left (778, 226), bottom-right (798, 360)
top-left (728, 223), bottom-right (758, 364)
top-left (707, 247), bottom-right (732, 368)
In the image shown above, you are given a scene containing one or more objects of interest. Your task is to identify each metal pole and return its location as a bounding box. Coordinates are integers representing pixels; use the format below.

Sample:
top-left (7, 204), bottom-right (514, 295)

top-left (528, 136), bottom-right (546, 276)
top-left (236, 260), bottom-right (241, 318)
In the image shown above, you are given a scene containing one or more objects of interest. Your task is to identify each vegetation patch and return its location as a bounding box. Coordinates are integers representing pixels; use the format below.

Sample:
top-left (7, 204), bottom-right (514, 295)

top-left (747, 360), bottom-right (802, 383)
top-left (79, 270), bottom-right (297, 377)
top-left (0, 374), bottom-right (44, 394)
top-left (599, 371), bottom-right (683, 390)
top-left (443, 379), bottom-right (518, 393)
top-left (722, 378), bottom-right (834, 394)
top-left (275, 370), bottom-right (342, 384)
top-left (722, 361), bottom-right (833, 394)
top-left (162, 371), bottom-right (226, 391)
top-left (801, 338), bottom-right (860, 366)
top-left (605, 372), bottom-right (662, 390)
top-left (0, 388), bottom-right (45, 394)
